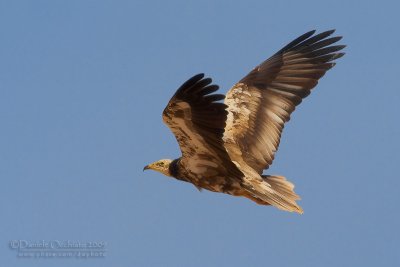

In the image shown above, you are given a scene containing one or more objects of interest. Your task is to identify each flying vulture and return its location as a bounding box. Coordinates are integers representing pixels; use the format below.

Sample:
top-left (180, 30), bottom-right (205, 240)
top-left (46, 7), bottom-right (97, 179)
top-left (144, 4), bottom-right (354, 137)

top-left (144, 30), bottom-right (345, 213)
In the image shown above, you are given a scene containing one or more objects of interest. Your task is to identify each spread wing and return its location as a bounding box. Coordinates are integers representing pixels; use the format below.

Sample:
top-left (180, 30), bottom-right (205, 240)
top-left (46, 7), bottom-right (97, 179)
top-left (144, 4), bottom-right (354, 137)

top-left (224, 30), bottom-right (345, 174)
top-left (163, 74), bottom-right (242, 178)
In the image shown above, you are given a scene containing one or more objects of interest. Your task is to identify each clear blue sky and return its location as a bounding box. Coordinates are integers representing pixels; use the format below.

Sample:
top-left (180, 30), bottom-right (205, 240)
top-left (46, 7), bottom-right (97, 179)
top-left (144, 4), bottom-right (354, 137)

top-left (1, 1), bottom-right (399, 266)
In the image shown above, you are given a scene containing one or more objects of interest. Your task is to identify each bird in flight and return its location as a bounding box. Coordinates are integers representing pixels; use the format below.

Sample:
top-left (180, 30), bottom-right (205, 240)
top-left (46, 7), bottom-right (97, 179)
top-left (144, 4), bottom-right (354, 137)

top-left (144, 30), bottom-right (345, 214)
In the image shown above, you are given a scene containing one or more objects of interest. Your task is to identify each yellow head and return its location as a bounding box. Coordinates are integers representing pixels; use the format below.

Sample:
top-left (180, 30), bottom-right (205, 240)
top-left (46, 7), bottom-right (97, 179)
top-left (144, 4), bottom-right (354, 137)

top-left (143, 159), bottom-right (173, 177)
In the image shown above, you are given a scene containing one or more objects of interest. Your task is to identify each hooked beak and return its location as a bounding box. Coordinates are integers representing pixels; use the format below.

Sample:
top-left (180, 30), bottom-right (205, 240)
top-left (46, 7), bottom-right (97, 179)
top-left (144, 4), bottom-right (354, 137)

top-left (143, 165), bottom-right (150, 171)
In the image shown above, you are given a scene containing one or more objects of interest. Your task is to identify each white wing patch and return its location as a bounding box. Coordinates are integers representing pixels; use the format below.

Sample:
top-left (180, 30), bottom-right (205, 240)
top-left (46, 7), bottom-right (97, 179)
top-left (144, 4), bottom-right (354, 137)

top-left (223, 83), bottom-right (259, 144)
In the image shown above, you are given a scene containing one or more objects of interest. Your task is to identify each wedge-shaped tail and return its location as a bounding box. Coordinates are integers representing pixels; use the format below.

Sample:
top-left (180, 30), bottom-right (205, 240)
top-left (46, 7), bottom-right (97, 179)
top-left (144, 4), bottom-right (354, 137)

top-left (243, 175), bottom-right (303, 214)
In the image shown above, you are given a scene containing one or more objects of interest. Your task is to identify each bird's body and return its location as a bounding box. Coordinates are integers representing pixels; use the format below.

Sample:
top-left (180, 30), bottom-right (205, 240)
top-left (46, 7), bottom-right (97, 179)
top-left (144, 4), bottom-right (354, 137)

top-left (169, 158), bottom-right (240, 194)
top-left (144, 30), bottom-right (345, 214)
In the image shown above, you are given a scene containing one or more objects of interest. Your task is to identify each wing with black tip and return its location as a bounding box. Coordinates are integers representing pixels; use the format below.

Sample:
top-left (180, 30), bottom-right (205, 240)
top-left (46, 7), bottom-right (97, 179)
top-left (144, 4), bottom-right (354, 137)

top-left (224, 30), bottom-right (345, 174)
top-left (163, 74), bottom-right (243, 178)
